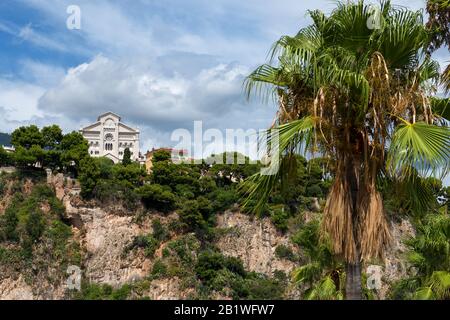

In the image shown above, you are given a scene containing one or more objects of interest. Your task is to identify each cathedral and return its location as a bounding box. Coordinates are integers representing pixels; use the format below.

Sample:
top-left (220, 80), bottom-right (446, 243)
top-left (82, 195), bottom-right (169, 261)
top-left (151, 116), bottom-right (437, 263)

top-left (80, 112), bottom-right (141, 164)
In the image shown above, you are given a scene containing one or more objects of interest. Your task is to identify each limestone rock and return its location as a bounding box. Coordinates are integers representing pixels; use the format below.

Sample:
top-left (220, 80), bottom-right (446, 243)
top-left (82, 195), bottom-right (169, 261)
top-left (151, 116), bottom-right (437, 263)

top-left (216, 211), bottom-right (297, 276)
top-left (0, 276), bottom-right (34, 300)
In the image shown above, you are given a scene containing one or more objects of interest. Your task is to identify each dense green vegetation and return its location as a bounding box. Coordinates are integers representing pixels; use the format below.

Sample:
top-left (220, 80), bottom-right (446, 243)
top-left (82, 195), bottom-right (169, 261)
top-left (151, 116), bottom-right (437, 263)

top-left (391, 212), bottom-right (450, 299)
top-left (2, 125), bottom-right (448, 299)
top-left (1, 125), bottom-right (89, 174)
top-left (76, 148), bottom-right (329, 237)
top-left (73, 283), bottom-right (132, 300)
top-left (0, 172), bottom-right (81, 284)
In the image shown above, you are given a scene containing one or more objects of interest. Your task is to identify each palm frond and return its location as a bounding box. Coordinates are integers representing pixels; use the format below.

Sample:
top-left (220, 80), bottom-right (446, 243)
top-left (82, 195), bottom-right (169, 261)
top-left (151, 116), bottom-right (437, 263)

top-left (292, 262), bottom-right (322, 285)
top-left (239, 117), bottom-right (315, 214)
top-left (428, 271), bottom-right (450, 298)
top-left (430, 97), bottom-right (450, 121)
top-left (306, 275), bottom-right (343, 300)
top-left (387, 121), bottom-right (450, 178)
top-left (414, 286), bottom-right (435, 300)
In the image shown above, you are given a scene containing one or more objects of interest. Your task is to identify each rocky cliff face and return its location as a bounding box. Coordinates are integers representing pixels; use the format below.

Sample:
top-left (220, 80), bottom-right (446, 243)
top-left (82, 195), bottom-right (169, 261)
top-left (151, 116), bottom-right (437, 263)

top-left (376, 218), bottom-right (415, 299)
top-left (216, 212), bottom-right (298, 276)
top-left (0, 276), bottom-right (34, 300)
top-left (0, 173), bottom-right (416, 300)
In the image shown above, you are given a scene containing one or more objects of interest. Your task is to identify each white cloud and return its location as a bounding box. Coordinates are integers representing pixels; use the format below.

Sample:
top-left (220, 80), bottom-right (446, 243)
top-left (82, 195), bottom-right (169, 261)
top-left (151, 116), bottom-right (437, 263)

top-left (36, 55), bottom-right (274, 147)
top-left (0, 79), bottom-right (45, 122)
top-left (2, 0), bottom-right (434, 156)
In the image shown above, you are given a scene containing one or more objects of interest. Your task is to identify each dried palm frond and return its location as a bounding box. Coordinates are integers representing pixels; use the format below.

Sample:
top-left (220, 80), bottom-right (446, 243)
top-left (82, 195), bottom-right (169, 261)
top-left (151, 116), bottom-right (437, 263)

top-left (322, 170), bottom-right (357, 263)
top-left (356, 185), bottom-right (392, 261)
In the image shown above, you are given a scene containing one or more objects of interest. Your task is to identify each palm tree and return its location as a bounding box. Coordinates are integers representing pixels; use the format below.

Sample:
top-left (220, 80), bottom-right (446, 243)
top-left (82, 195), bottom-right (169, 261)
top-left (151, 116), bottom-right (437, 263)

top-left (242, 0), bottom-right (450, 299)
top-left (391, 213), bottom-right (450, 299)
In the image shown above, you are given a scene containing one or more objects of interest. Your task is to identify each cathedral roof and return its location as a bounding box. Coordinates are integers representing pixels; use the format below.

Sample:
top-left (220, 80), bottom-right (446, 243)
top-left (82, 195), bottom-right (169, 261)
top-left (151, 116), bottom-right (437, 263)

top-left (97, 111), bottom-right (122, 121)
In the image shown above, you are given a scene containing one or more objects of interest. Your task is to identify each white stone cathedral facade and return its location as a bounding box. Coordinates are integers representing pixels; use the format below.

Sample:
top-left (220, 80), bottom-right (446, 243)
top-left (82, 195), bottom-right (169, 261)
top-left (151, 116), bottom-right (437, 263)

top-left (80, 112), bottom-right (141, 164)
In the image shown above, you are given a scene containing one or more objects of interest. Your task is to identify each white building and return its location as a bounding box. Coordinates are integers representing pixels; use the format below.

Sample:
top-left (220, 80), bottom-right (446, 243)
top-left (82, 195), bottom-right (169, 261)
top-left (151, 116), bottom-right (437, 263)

top-left (1, 146), bottom-right (15, 153)
top-left (80, 112), bottom-right (142, 164)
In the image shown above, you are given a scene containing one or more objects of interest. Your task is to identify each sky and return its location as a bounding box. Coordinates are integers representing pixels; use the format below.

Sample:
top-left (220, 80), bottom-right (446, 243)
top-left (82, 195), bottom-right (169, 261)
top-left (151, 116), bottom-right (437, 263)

top-left (0, 0), bottom-right (447, 158)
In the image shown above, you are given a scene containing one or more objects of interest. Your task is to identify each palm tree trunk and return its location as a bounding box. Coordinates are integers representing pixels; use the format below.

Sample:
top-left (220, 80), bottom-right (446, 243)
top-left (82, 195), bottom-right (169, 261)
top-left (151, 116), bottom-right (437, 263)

top-left (345, 261), bottom-right (362, 300)
top-left (345, 154), bottom-right (363, 300)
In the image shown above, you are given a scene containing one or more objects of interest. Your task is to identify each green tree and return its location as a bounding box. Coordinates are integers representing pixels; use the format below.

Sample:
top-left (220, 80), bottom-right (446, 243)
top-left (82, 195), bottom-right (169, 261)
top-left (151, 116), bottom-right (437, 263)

top-left (242, 1), bottom-right (449, 299)
top-left (11, 125), bottom-right (43, 149)
top-left (13, 146), bottom-right (37, 168)
top-left (41, 125), bottom-right (63, 149)
top-left (44, 150), bottom-right (63, 171)
top-left (0, 146), bottom-right (10, 166)
top-left (122, 148), bottom-right (132, 166)
top-left (207, 152), bottom-right (260, 187)
top-left (152, 149), bottom-right (171, 162)
top-left (78, 157), bottom-right (116, 198)
top-left (78, 157), bottom-right (102, 198)
top-left (29, 145), bottom-right (45, 166)
top-left (137, 184), bottom-right (177, 212)
top-left (178, 196), bottom-right (214, 231)
top-left (151, 161), bottom-right (201, 193)
top-left (60, 131), bottom-right (89, 174)
top-left (112, 163), bottom-right (146, 188)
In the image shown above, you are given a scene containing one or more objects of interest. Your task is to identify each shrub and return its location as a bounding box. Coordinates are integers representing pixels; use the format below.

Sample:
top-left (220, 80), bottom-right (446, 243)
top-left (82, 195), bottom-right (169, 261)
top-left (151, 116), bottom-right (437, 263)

top-left (162, 248), bottom-right (170, 258)
top-left (306, 184), bottom-right (323, 198)
top-left (223, 256), bottom-right (246, 277)
top-left (209, 188), bottom-right (239, 212)
top-left (75, 283), bottom-right (131, 300)
top-left (111, 284), bottom-right (131, 300)
top-left (0, 246), bottom-right (26, 267)
top-left (195, 251), bottom-right (246, 286)
top-left (11, 181), bottom-right (22, 193)
top-left (93, 180), bottom-right (140, 210)
top-left (210, 268), bottom-right (241, 292)
top-left (241, 273), bottom-right (285, 300)
top-left (273, 270), bottom-right (288, 282)
top-left (166, 235), bottom-right (199, 265)
top-left (151, 259), bottom-right (168, 278)
top-left (127, 234), bottom-right (159, 258)
top-left (2, 208), bottom-right (18, 241)
top-left (25, 211), bottom-right (45, 242)
top-left (46, 220), bottom-right (79, 264)
top-left (275, 244), bottom-right (296, 262)
top-left (137, 184), bottom-right (177, 212)
top-left (178, 197), bottom-right (214, 232)
top-left (270, 207), bottom-right (289, 232)
top-left (175, 184), bottom-right (196, 199)
top-left (0, 180), bottom-right (5, 197)
top-left (0, 146), bottom-right (11, 166)
top-left (178, 202), bottom-right (207, 231)
top-left (152, 219), bottom-right (169, 242)
top-left (143, 237), bottom-right (158, 258)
